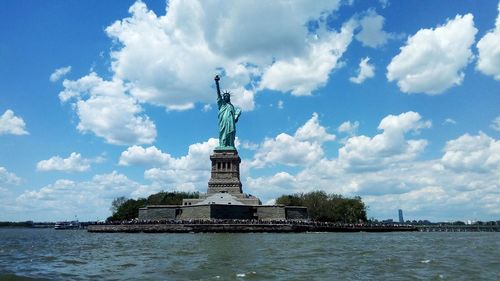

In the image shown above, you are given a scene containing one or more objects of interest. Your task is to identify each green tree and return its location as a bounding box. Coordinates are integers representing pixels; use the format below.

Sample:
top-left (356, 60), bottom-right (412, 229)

top-left (147, 191), bottom-right (199, 205)
top-left (275, 190), bottom-right (367, 222)
top-left (303, 191), bottom-right (329, 221)
top-left (107, 198), bottom-right (147, 221)
top-left (276, 194), bottom-right (303, 206)
top-left (110, 196), bottom-right (128, 214)
top-left (107, 191), bottom-right (200, 221)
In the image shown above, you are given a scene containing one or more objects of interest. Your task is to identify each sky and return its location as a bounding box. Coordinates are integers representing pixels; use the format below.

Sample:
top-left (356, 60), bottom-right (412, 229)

top-left (0, 0), bottom-right (499, 222)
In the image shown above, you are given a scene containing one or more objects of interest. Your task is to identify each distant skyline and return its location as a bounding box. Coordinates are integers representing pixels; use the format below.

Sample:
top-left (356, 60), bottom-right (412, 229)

top-left (0, 0), bottom-right (499, 222)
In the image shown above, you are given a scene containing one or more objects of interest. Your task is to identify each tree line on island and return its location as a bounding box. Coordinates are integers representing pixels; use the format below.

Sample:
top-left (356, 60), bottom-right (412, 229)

top-left (108, 191), bottom-right (200, 221)
top-left (108, 190), bottom-right (367, 222)
top-left (275, 191), bottom-right (367, 223)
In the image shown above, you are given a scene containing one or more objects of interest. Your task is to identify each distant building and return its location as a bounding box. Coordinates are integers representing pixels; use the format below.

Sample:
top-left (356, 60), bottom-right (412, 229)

top-left (398, 209), bottom-right (404, 223)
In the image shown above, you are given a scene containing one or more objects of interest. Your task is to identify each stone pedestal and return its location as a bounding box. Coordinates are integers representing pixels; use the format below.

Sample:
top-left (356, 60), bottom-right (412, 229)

top-left (182, 148), bottom-right (261, 206)
top-left (207, 149), bottom-right (243, 195)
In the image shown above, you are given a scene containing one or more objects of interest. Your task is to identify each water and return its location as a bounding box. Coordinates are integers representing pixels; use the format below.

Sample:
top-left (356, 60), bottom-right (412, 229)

top-left (1, 228), bottom-right (499, 280)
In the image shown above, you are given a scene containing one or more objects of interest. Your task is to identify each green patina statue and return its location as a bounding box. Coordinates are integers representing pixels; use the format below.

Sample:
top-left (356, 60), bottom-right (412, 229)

top-left (214, 75), bottom-right (241, 149)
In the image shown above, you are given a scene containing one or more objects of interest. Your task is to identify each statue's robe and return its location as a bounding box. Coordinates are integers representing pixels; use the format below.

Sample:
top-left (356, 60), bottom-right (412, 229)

top-left (217, 97), bottom-right (240, 148)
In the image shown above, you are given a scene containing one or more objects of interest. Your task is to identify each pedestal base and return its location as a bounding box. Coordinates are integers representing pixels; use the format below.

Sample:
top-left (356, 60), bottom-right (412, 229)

top-left (207, 149), bottom-right (242, 195)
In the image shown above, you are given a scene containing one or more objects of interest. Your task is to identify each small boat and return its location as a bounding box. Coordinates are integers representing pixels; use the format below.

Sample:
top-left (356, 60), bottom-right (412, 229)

top-left (54, 220), bottom-right (81, 230)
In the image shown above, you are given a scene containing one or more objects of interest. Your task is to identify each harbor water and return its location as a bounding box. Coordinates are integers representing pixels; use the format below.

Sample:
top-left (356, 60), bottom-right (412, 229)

top-left (1, 228), bottom-right (499, 280)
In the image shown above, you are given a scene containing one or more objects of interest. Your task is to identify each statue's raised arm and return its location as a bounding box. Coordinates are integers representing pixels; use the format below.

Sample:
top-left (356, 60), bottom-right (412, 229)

top-left (214, 75), bottom-right (222, 101)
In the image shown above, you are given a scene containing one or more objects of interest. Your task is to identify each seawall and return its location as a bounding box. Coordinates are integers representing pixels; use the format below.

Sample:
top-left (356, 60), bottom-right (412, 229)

top-left (87, 223), bottom-right (418, 233)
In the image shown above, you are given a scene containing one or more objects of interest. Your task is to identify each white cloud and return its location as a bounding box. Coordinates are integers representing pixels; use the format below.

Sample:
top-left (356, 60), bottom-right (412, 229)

top-left (36, 152), bottom-right (96, 172)
top-left (0, 110), bottom-right (29, 136)
top-left (361, 166), bottom-right (500, 221)
top-left (56, 0), bottom-right (353, 146)
top-left (167, 138), bottom-right (219, 170)
top-left (102, 0), bottom-right (345, 111)
top-left (0, 167), bottom-right (22, 185)
top-left (245, 130), bottom-right (500, 221)
top-left (277, 100), bottom-right (284, 110)
top-left (246, 171), bottom-right (296, 198)
top-left (119, 145), bottom-right (172, 166)
top-left (295, 113), bottom-right (336, 143)
top-left (140, 138), bottom-right (219, 192)
top-left (49, 66), bottom-right (71, 82)
top-left (123, 138), bottom-right (218, 171)
top-left (259, 19), bottom-right (356, 95)
top-left (240, 140), bottom-right (258, 150)
top-left (338, 111), bottom-right (431, 171)
top-left (355, 9), bottom-right (392, 48)
top-left (59, 73), bottom-right (156, 145)
top-left (476, 2), bottom-right (500, 80)
top-left (441, 132), bottom-right (500, 172)
top-left (491, 116), bottom-right (500, 131)
top-left (16, 171), bottom-right (147, 221)
top-left (349, 57), bottom-right (375, 84)
top-left (251, 133), bottom-right (324, 168)
top-left (379, 0), bottom-right (390, 9)
top-left (443, 118), bottom-right (457, 125)
top-left (202, 104), bottom-right (212, 112)
top-left (251, 113), bottom-right (335, 168)
top-left (0, 167), bottom-right (23, 218)
top-left (338, 120), bottom-right (359, 136)
top-left (387, 14), bottom-right (477, 94)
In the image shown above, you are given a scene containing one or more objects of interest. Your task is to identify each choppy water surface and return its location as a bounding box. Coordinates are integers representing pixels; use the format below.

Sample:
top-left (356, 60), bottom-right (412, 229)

top-left (0, 228), bottom-right (499, 280)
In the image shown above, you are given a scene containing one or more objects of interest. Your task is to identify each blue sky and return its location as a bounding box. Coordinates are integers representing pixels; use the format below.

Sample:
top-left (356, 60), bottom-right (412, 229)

top-left (0, 0), bottom-right (499, 222)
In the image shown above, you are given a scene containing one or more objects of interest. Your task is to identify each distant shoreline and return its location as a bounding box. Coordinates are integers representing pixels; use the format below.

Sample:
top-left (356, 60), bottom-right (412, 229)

top-left (2, 222), bottom-right (499, 232)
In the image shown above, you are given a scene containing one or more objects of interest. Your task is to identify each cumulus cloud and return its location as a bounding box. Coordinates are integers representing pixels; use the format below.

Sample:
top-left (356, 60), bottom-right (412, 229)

top-left (338, 111), bottom-right (431, 171)
top-left (349, 57), bottom-right (375, 84)
top-left (379, 0), bottom-right (390, 9)
top-left (295, 113), bottom-right (336, 143)
top-left (443, 118), bottom-right (457, 125)
top-left (240, 140), bottom-right (258, 150)
top-left (246, 171), bottom-right (296, 197)
top-left (441, 132), bottom-right (500, 172)
top-left (49, 66), bottom-right (71, 82)
top-left (0, 110), bottom-right (29, 136)
top-left (59, 73), bottom-right (156, 145)
top-left (0, 167), bottom-right (23, 217)
top-left (202, 104), bottom-right (212, 112)
top-left (245, 114), bottom-right (497, 221)
top-left (119, 145), bottom-right (172, 166)
top-left (251, 134), bottom-right (324, 168)
top-left (0, 167), bottom-right (22, 185)
top-left (355, 9), bottom-right (392, 48)
top-left (57, 1), bottom-right (357, 143)
top-left (259, 19), bottom-right (356, 95)
top-left (252, 158), bottom-right (499, 220)
top-left (387, 14), bottom-right (477, 94)
top-left (102, 0), bottom-right (346, 110)
top-left (476, 2), bottom-right (500, 80)
top-left (36, 152), bottom-right (97, 172)
top-left (16, 171), bottom-right (146, 221)
top-left (246, 127), bottom-right (500, 221)
top-left (338, 120), bottom-right (359, 136)
top-left (120, 138), bottom-right (219, 192)
top-left (251, 113), bottom-right (335, 168)
top-left (277, 100), bottom-right (284, 109)
top-left (491, 116), bottom-right (500, 131)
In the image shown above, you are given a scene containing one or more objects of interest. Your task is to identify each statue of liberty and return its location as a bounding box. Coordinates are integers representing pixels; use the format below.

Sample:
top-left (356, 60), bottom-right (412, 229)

top-left (214, 75), bottom-right (241, 149)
